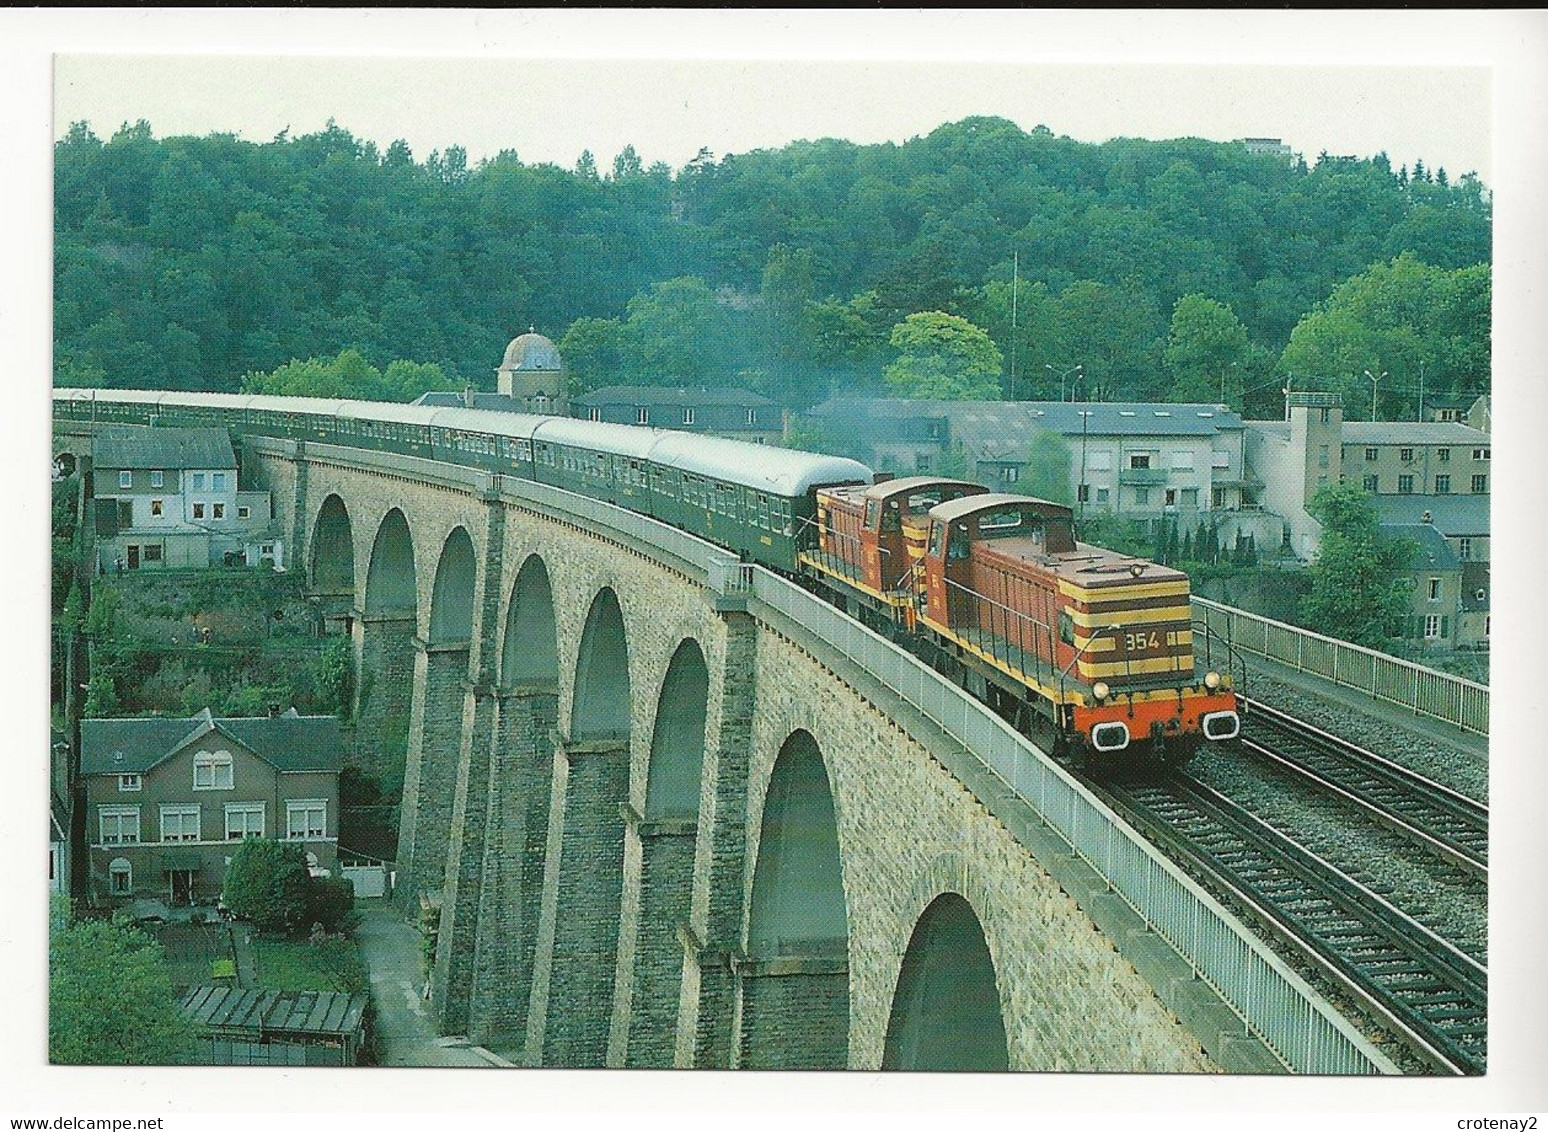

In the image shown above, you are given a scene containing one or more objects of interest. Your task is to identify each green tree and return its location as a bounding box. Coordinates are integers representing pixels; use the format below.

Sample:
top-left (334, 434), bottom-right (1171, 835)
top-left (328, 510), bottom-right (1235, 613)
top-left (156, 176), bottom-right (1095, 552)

top-left (316, 635), bottom-right (355, 718)
top-left (621, 276), bottom-right (738, 387)
top-left (558, 316), bottom-right (627, 395)
top-left (882, 311), bottom-right (1003, 400)
top-left (1162, 294), bottom-right (1252, 405)
top-left (50, 916), bottom-right (195, 1065)
top-left (1279, 255), bottom-right (1490, 418)
top-left (223, 838), bottom-right (312, 932)
top-left (241, 349), bottom-right (454, 402)
top-left (1300, 481), bottom-right (1416, 648)
top-left (1023, 429), bottom-right (1074, 504)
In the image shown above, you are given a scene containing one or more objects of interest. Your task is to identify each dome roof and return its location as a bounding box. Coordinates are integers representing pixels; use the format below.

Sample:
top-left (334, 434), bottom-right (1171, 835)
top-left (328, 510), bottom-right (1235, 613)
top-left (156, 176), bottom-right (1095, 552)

top-left (501, 330), bottom-right (562, 371)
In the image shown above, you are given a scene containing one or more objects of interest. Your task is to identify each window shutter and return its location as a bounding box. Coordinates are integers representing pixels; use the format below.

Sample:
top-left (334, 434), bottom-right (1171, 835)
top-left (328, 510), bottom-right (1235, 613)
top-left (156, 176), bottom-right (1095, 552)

top-left (1441, 616), bottom-right (1450, 638)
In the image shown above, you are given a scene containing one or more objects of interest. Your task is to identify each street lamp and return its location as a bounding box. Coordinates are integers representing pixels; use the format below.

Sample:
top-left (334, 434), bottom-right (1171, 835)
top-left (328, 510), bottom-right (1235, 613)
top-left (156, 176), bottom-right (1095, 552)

top-left (1046, 363), bottom-right (1082, 402)
top-left (1364, 369), bottom-right (1387, 422)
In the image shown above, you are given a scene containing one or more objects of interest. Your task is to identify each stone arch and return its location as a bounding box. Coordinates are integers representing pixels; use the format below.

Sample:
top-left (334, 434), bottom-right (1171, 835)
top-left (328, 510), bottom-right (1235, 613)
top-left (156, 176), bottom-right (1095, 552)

top-left (741, 728), bottom-right (850, 1070)
top-left (643, 638), bottom-right (709, 819)
top-left (364, 508), bottom-right (417, 615)
top-left (570, 587), bottom-right (630, 742)
top-left (428, 526), bottom-right (477, 645)
top-left (308, 494), bottom-right (355, 596)
top-left (748, 729), bottom-right (848, 952)
top-left (500, 554), bottom-right (559, 689)
top-left (881, 892), bottom-right (1009, 1071)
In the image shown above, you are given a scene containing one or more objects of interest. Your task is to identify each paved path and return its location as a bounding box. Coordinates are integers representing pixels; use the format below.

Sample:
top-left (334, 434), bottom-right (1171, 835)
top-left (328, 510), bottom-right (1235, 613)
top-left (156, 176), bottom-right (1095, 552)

top-left (354, 902), bottom-right (496, 1068)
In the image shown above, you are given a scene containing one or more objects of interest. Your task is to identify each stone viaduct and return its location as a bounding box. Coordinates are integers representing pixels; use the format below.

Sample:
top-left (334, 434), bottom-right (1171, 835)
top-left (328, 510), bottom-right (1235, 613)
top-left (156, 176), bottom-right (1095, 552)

top-left (54, 413), bottom-right (1390, 1074)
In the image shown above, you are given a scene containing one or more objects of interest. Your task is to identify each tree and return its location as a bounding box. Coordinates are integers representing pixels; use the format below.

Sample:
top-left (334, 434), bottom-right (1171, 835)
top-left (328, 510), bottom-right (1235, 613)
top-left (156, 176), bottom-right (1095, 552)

top-left (1300, 481), bottom-right (1416, 648)
top-left (50, 915), bottom-right (195, 1064)
top-left (1022, 429), bottom-right (1074, 504)
top-left (241, 349), bottom-right (454, 402)
top-left (1279, 255), bottom-right (1490, 418)
top-left (558, 316), bottom-right (627, 395)
top-left (316, 635), bottom-right (355, 718)
top-left (1162, 294), bottom-right (1251, 405)
top-left (223, 838), bottom-right (312, 932)
top-left (882, 311), bottom-right (1003, 400)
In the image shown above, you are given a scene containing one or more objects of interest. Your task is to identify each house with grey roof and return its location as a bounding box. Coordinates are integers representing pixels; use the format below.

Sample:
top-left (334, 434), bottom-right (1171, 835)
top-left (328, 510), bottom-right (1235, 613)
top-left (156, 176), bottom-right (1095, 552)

top-left (804, 398), bottom-right (1268, 545)
top-left (80, 708), bottom-right (343, 908)
top-left (573, 385), bottom-right (782, 443)
top-left (1384, 523), bottom-right (1480, 651)
top-left (1245, 392), bottom-right (1491, 566)
top-left (90, 426), bottom-right (282, 574)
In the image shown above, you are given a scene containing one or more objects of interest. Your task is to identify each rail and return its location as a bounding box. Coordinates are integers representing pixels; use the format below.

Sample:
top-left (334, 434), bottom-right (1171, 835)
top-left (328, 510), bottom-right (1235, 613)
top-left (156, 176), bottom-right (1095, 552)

top-left (1191, 597), bottom-right (1489, 736)
top-left (63, 406), bottom-right (1394, 1074)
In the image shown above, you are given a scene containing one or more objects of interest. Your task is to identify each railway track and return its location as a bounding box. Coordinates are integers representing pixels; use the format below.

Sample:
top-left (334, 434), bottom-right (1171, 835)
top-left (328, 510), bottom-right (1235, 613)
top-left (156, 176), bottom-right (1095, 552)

top-left (1105, 774), bottom-right (1488, 1075)
top-left (1239, 698), bottom-right (1489, 878)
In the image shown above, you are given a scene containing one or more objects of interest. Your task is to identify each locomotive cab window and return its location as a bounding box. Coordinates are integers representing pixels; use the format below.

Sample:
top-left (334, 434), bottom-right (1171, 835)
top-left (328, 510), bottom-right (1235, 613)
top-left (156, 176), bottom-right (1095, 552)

top-left (881, 501), bottom-right (901, 534)
top-left (947, 526), bottom-right (972, 560)
top-left (927, 521), bottom-right (945, 557)
top-left (865, 499), bottom-right (881, 530)
top-left (978, 510), bottom-right (1024, 537)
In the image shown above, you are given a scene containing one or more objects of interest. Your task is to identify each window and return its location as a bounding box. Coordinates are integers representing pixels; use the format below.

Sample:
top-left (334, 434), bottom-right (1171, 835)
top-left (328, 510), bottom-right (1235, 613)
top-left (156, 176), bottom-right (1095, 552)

top-left (1077, 484), bottom-right (1090, 503)
top-left (683, 407), bottom-right (695, 426)
top-left (150, 499), bottom-right (164, 517)
top-left (225, 803), bottom-right (265, 840)
top-left (287, 800), bottom-right (327, 841)
top-left (212, 473), bottom-right (227, 491)
top-left (192, 502), bottom-right (206, 519)
top-left (1438, 448), bottom-right (1450, 463)
top-left (118, 774), bottom-right (141, 792)
top-left (746, 408), bottom-right (758, 426)
top-left (237, 505), bottom-right (251, 519)
top-left (1432, 474), bottom-right (1451, 494)
top-left (914, 453), bottom-right (932, 472)
top-left (1398, 474), bottom-right (1414, 494)
top-left (1424, 614), bottom-right (1442, 639)
top-left (143, 544), bottom-right (162, 563)
top-left (1180, 488), bottom-right (1199, 507)
top-left (160, 804), bottom-right (201, 843)
top-left (150, 470), bottom-right (163, 488)
top-left (637, 408), bottom-right (650, 425)
top-left (1134, 487), bottom-right (1150, 506)
top-left (588, 407), bottom-right (601, 422)
top-left (1429, 577), bottom-right (1442, 601)
top-left (1365, 448), bottom-right (1378, 461)
top-left (118, 471), bottom-right (132, 489)
top-left (1471, 474), bottom-right (1488, 493)
top-left (1164, 488), bottom-right (1177, 506)
top-left (1458, 538), bottom-right (1472, 560)
top-left (1363, 475), bottom-right (1379, 493)
top-left (1320, 407), bottom-right (1332, 424)
top-left (1001, 466), bottom-right (1020, 483)
top-left (1129, 454), bottom-right (1151, 470)
top-left (212, 503), bottom-right (225, 520)
top-left (194, 751), bottom-right (234, 791)
top-left (192, 473), bottom-right (206, 490)
top-left (99, 806), bottom-right (140, 845)
top-left (1472, 448), bottom-right (1490, 460)
top-left (109, 857), bottom-right (132, 895)
top-left (1096, 487), bottom-right (1110, 504)
top-left (1400, 448), bottom-right (1414, 462)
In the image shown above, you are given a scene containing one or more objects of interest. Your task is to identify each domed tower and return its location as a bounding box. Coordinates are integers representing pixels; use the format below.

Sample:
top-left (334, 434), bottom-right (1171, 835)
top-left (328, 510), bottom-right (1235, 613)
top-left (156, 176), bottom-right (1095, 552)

top-left (495, 327), bottom-right (568, 416)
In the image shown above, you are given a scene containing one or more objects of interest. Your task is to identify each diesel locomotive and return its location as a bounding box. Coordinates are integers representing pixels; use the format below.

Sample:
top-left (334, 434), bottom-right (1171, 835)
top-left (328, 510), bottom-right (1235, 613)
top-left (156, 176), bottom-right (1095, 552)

top-left (54, 388), bottom-right (1241, 769)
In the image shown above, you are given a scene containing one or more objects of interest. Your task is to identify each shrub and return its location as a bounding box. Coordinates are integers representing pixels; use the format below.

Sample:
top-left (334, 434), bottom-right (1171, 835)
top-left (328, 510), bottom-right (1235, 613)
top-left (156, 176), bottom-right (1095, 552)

top-left (223, 839), bottom-right (311, 933)
top-left (306, 875), bottom-right (356, 933)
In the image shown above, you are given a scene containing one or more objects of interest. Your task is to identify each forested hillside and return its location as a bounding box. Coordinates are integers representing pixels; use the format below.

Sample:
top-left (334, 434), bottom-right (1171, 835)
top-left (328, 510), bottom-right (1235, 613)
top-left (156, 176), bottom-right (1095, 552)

top-left (54, 116), bottom-right (1490, 417)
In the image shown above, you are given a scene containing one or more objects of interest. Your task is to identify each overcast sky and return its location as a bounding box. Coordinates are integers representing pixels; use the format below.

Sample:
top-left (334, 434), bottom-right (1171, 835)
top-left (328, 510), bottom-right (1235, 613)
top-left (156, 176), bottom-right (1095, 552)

top-left (8, 9), bottom-right (1548, 1122)
top-left (54, 50), bottom-right (1493, 187)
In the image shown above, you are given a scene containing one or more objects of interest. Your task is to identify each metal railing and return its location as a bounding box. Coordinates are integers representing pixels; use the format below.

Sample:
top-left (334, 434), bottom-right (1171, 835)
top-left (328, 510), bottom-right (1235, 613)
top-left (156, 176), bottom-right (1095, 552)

top-left (134, 418), bottom-right (1392, 1073)
top-left (751, 568), bottom-right (1392, 1075)
top-left (1191, 597), bottom-right (1489, 736)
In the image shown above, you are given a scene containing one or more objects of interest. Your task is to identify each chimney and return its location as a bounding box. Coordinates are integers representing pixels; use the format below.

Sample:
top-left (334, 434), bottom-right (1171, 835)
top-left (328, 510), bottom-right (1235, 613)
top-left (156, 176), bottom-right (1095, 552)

top-left (463, 383), bottom-right (474, 409)
top-left (1421, 510), bottom-right (1433, 524)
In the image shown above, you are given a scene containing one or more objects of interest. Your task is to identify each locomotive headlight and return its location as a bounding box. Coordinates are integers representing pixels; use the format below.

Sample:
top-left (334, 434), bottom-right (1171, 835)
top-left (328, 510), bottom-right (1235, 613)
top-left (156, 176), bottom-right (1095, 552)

top-left (1204, 670), bottom-right (1222, 690)
top-left (1092, 681), bottom-right (1110, 703)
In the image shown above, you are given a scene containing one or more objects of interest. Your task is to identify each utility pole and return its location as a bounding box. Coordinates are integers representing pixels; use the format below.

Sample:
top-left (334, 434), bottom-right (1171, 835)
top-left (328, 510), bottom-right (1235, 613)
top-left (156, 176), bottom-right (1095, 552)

top-left (1417, 361), bottom-right (1425, 421)
top-left (1282, 373), bottom-right (1294, 421)
top-left (1009, 251), bottom-right (1019, 401)
top-left (1364, 368), bottom-right (1387, 422)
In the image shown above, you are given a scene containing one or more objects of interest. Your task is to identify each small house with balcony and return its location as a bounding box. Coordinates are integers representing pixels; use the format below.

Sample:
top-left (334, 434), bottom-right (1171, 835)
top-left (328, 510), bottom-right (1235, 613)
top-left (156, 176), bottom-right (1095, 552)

top-left (81, 708), bottom-right (342, 909)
